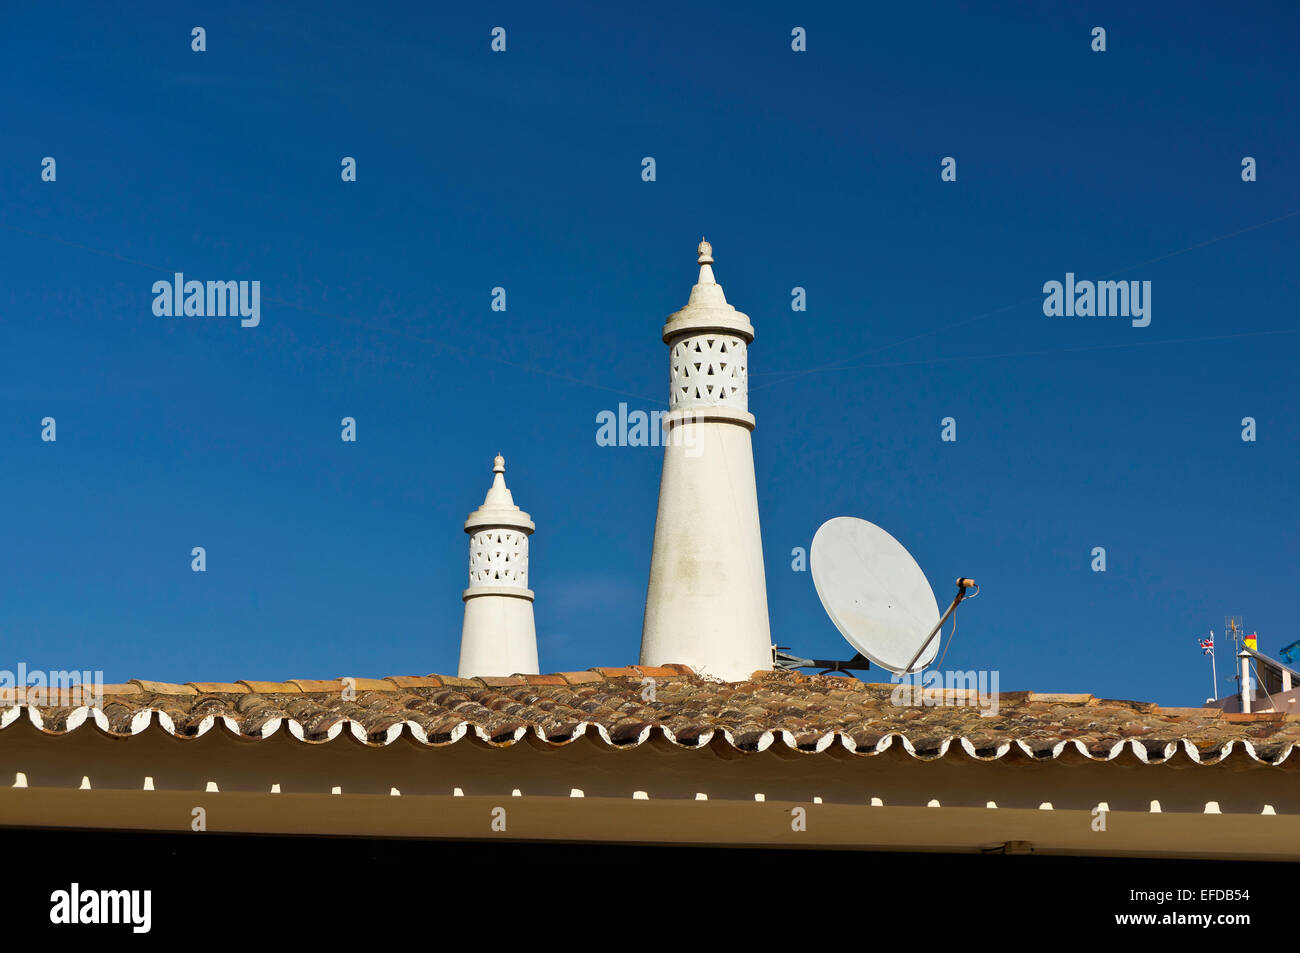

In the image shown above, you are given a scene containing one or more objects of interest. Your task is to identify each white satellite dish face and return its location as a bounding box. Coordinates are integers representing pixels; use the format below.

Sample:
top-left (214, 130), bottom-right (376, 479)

top-left (811, 517), bottom-right (941, 674)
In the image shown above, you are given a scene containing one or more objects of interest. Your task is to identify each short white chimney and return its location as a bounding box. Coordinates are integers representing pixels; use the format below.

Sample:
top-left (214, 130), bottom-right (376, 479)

top-left (458, 454), bottom-right (538, 677)
top-left (640, 240), bottom-right (773, 681)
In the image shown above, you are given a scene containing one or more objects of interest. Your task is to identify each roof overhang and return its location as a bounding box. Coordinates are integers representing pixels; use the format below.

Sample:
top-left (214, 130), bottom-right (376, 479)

top-left (2, 712), bottom-right (1297, 860)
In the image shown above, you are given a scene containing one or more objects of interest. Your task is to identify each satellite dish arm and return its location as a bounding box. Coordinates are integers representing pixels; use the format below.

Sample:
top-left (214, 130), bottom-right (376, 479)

top-left (773, 648), bottom-right (871, 674)
top-left (902, 578), bottom-right (977, 675)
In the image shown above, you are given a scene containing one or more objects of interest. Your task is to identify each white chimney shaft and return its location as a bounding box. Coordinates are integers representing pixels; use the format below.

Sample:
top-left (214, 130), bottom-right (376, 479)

top-left (458, 455), bottom-right (539, 677)
top-left (640, 240), bottom-right (773, 681)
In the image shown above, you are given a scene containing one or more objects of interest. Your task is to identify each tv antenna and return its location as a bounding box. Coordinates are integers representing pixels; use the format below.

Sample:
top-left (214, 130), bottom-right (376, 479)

top-left (1226, 615), bottom-right (1245, 693)
top-left (774, 516), bottom-right (978, 676)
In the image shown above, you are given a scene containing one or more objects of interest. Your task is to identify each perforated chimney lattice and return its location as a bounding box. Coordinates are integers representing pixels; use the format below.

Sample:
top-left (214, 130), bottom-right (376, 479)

top-left (467, 529), bottom-right (529, 588)
top-left (668, 334), bottom-right (747, 410)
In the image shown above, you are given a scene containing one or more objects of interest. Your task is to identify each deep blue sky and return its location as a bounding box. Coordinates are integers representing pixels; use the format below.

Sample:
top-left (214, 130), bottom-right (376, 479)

top-left (2, 1), bottom-right (1296, 706)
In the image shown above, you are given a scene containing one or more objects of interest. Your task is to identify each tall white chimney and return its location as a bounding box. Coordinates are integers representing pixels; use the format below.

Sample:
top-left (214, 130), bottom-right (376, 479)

top-left (640, 240), bottom-right (773, 681)
top-left (458, 454), bottom-right (539, 677)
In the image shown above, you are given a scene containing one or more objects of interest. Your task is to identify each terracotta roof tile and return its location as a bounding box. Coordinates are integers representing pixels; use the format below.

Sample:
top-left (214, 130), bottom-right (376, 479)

top-left (100, 684), bottom-right (143, 695)
top-left (129, 679), bottom-right (196, 695)
top-left (346, 677), bottom-right (395, 692)
top-left (1156, 706), bottom-right (1219, 719)
top-left (436, 676), bottom-right (482, 689)
top-left (632, 665), bottom-right (680, 678)
top-left (558, 671), bottom-right (603, 685)
top-left (287, 679), bottom-right (343, 693)
top-left (385, 676), bottom-right (443, 689)
top-left (185, 682), bottom-right (248, 694)
top-left (1093, 698), bottom-right (1160, 713)
top-left (1027, 692), bottom-right (1092, 705)
top-left (238, 680), bottom-right (302, 694)
top-left (1222, 712), bottom-right (1284, 723)
top-left (523, 674), bottom-right (569, 686)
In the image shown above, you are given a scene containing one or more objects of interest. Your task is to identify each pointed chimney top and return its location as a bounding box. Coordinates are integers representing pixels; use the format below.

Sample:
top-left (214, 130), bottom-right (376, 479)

top-left (466, 453), bottom-right (533, 533)
top-left (662, 238), bottom-right (753, 344)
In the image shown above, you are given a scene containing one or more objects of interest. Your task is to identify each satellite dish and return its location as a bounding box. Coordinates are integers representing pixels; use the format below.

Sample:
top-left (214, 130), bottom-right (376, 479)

top-left (772, 516), bottom-right (977, 677)
top-left (810, 517), bottom-right (942, 674)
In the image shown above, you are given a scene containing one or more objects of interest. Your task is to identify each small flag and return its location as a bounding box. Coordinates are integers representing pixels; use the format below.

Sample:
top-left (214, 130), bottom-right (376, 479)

top-left (1199, 635), bottom-right (1214, 656)
top-left (1245, 632), bottom-right (1258, 652)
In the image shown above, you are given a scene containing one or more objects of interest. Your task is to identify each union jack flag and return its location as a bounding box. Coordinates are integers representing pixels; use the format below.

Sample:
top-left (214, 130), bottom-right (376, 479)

top-left (1199, 635), bottom-right (1215, 656)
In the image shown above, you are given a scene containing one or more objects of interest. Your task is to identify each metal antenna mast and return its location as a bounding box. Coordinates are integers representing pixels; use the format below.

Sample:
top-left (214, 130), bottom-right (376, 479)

top-left (1226, 616), bottom-right (1244, 691)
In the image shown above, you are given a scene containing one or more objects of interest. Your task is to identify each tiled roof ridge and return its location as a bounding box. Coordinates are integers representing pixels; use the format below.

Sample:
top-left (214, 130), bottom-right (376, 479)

top-left (99, 664), bottom-right (699, 697)
top-left (0, 666), bottom-right (1272, 722)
